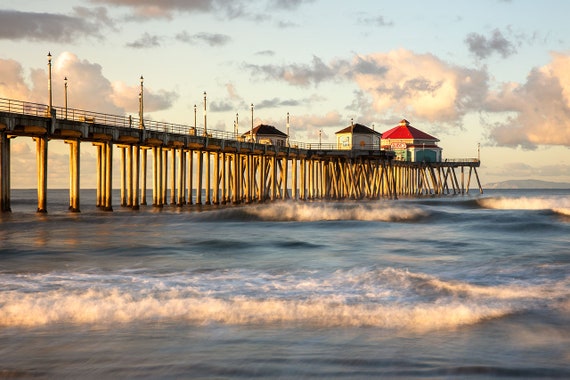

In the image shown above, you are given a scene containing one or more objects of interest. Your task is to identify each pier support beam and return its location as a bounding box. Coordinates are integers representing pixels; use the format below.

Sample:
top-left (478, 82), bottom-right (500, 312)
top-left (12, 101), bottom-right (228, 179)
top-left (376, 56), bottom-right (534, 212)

top-left (140, 147), bottom-right (148, 206)
top-left (104, 142), bottom-right (113, 211)
top-left (132, 145), bottom-right (140, 210)
top-left (0, 133), bottom-right (11, 212)
top-left (34, 136), bottom-right (48, 213)
top-left (65, 139), bottom-right (80, 212)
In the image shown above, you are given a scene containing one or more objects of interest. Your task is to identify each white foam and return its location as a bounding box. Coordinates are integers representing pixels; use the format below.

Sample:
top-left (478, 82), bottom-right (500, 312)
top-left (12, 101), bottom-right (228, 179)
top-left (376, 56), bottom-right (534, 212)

top-left (478, 196), bottom-right (570, 211)
top-left (1, 268), bottom-right (563, 331)
top-left (244, 202), bottom-right (428, 222)
top-left (0, 289), bottom-right (512, 331)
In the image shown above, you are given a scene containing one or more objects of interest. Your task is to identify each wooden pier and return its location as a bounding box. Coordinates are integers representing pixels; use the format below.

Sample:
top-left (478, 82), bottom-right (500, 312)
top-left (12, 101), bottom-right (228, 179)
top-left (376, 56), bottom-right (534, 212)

top-left (0, 97), bottom-right (482, 213)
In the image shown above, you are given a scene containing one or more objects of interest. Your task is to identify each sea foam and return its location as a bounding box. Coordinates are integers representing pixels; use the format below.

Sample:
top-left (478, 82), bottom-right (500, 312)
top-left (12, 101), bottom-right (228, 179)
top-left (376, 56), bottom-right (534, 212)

top-left (478, 196), bottom-right (570, 211)
top-left (1, 268), bottom-right (563, 331)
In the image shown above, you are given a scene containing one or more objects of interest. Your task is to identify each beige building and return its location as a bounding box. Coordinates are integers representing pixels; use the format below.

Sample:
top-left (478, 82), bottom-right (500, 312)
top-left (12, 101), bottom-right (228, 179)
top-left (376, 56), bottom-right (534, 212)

top-left (335, 123), bottom-right (382, 150)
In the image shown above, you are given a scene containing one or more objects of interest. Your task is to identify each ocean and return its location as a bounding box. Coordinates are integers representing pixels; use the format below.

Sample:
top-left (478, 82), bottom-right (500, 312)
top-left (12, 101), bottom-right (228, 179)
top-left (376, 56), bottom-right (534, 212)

top-left (1, 189), bottom-right (569, 379)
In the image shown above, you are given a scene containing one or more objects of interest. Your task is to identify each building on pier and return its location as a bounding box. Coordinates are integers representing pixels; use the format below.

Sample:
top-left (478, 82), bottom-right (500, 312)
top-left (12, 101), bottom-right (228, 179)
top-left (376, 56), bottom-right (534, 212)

top-left (381, 119), bottom-right (442, 162)
top-left (241, 124), bottom-right (288, 146)
top-left (335, 122), bottom-right (382, 150)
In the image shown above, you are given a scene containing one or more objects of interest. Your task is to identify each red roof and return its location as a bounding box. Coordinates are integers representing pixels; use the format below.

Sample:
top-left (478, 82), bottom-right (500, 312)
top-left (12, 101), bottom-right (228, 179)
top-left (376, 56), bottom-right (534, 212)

top-left (382, 119), bottom-right (439, 141)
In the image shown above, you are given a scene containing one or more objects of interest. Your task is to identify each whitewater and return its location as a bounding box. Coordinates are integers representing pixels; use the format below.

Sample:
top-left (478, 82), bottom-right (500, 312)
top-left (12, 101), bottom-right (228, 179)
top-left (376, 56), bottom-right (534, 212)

top-left (1, 189), bottom-right (569, 379)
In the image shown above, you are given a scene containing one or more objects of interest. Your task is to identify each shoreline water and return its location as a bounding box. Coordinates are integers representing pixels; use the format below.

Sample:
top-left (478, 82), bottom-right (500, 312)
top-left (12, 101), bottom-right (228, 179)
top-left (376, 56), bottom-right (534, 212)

top-left (1, 189), bottom-right (569, 378)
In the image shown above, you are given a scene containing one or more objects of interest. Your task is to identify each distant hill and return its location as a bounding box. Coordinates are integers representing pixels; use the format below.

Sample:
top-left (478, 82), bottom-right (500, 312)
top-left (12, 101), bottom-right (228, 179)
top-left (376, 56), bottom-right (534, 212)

top-left (485, 179), bottom-right (570, 189)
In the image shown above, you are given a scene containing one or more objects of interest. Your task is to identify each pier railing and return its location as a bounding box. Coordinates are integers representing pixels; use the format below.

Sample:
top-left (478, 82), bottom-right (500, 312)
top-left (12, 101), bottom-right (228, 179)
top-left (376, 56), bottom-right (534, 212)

top-left (0, 97), bottom-right (365, 151)
top-left (0, 97), bottom-right (478, 164)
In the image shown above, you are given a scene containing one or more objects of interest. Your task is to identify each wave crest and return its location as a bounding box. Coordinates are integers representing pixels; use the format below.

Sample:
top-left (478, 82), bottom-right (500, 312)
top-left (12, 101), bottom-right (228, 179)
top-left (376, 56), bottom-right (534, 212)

top-left (231, 202), bottom-right (428, 222)
top-left (478, 196), bottom-right (570, 211)
top-left (1, 268), bottom-right (564, 331)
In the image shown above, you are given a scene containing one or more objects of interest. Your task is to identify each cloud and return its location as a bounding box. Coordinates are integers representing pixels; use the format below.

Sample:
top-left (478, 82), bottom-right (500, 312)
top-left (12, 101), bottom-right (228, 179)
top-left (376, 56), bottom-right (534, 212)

top-left (91, 0), bottom-right (311, 20)
top-left (358, 14), bottom-right (394, 27)
top-left (91, 0), bottom-right (215, 19)
top-left (266, 0), bottom-right (315, 10)
top-left (175, 31), bottom-right (231, 47)
top-left (485, 52), bottom-right (570, 148)
top-left (245, 55), bottom-right (350, 87)
top-left (0, 52), bottom-right (176, 115)
top-left (210, 100), bottom-right (235, 112)
top-left (352, 49), bottom-right (489, 125)
top-left (256, 98), bottom-right (301, 109)
top-left (255, 50), bottom-right (275, 57)
top-left (0, 59), bottom-right (32, 100)
top-left (465, 29), bottom-right (517, 59)
top-left (288, 111), bottom-right (344, 134)
top-left (0, 8), bottom-right (110, 42)
top-left (126, 32), bottom-right (163, 48)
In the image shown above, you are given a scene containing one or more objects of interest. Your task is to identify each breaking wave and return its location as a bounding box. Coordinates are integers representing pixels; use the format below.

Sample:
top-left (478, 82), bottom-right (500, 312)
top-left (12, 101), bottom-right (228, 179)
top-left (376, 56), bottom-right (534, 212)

top-left (196, 202), bottom-right (429, 223)
top-left (1, 268), bottom-right (564, 331)
top-left (478, 195), bottom-right (570, 213)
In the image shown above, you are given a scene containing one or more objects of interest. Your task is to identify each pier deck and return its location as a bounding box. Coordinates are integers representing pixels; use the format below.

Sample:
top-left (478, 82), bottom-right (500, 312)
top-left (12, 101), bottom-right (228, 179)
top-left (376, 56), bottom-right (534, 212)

top-left (0, 97), bottom-right (482, 213)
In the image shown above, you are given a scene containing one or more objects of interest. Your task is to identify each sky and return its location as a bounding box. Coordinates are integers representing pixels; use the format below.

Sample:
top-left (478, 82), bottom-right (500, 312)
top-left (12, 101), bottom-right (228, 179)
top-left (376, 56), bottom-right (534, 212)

top-left (1, 0), bottom-right (569, 188)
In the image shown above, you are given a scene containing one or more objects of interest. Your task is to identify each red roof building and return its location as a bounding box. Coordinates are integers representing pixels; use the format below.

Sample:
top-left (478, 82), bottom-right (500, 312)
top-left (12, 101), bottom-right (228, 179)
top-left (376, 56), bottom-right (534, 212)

top-left (381, 119), bottom-right (442, 162)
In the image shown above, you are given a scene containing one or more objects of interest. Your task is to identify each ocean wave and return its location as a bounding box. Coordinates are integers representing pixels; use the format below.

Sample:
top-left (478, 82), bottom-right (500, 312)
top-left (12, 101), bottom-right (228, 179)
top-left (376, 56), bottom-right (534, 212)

top-left (1, 268), bottom-right (565, 331)
top-left (478, 195), bottom-right (570, 212)
top-left (194, 202), bottom-right (429, 223)
top-left (553, 208), bottom-right (570, 217)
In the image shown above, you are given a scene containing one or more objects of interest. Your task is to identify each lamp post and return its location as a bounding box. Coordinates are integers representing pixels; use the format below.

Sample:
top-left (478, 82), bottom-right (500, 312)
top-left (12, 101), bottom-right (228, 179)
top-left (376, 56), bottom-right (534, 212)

top-left (319, 129), bottom-right (322, 149)
top-left (194, 104), bottom-right (197, 129)
top-left (64, 76), bottom-right (68, 119)
top-left (47, 52), bottom-right (53, 115)
top-left (235, 113), bottom-right (239, 139)
top-left (203, 91), bottom-right (207, 136)
top-left (139, 75), bottom-right (144, 129)
top-left (250, 103), bottom-right (254, 143)
top-left (286, 112), bottom-right (290, 147)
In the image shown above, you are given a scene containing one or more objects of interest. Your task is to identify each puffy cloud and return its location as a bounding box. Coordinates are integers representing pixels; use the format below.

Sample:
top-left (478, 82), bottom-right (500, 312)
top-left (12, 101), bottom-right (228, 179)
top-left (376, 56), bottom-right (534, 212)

top-left (486, 52), bottom-right (570, 148)
top-left (0, 52), bottom-right (176, 115)
top-left (0, 8), bottom-right (111, 42)
top-left (288, 111), bottom-right (344, 134)
top-left (0, 59), bottom-right (32, 100)
top-left (465, 29), bottom-right (517, 59)
top-left (352, 49), bottom-right (489, 125)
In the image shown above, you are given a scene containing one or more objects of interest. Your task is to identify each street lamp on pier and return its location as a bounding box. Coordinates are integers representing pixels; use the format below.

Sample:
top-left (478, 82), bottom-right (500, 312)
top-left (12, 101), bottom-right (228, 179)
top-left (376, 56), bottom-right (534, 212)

top-left (64, 76), bottom-right (68, 120)
top-left (287, 112), bottom-right (290, 147)
top-left (250, 103), bottom-right (254, 143)
top-left (203, 91), bottom-right (207, 136)
top-left (47, 52), bottom-right (53, 115)
top-left (319, 129), bottom-right (322, 149)
top-left (139, 75), bottom-right (144, 129)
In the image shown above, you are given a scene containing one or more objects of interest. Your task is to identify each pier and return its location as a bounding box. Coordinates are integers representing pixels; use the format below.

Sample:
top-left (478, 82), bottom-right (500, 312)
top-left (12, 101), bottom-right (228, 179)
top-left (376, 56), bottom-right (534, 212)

top-left (0, 97), bottom-right (482, 213)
